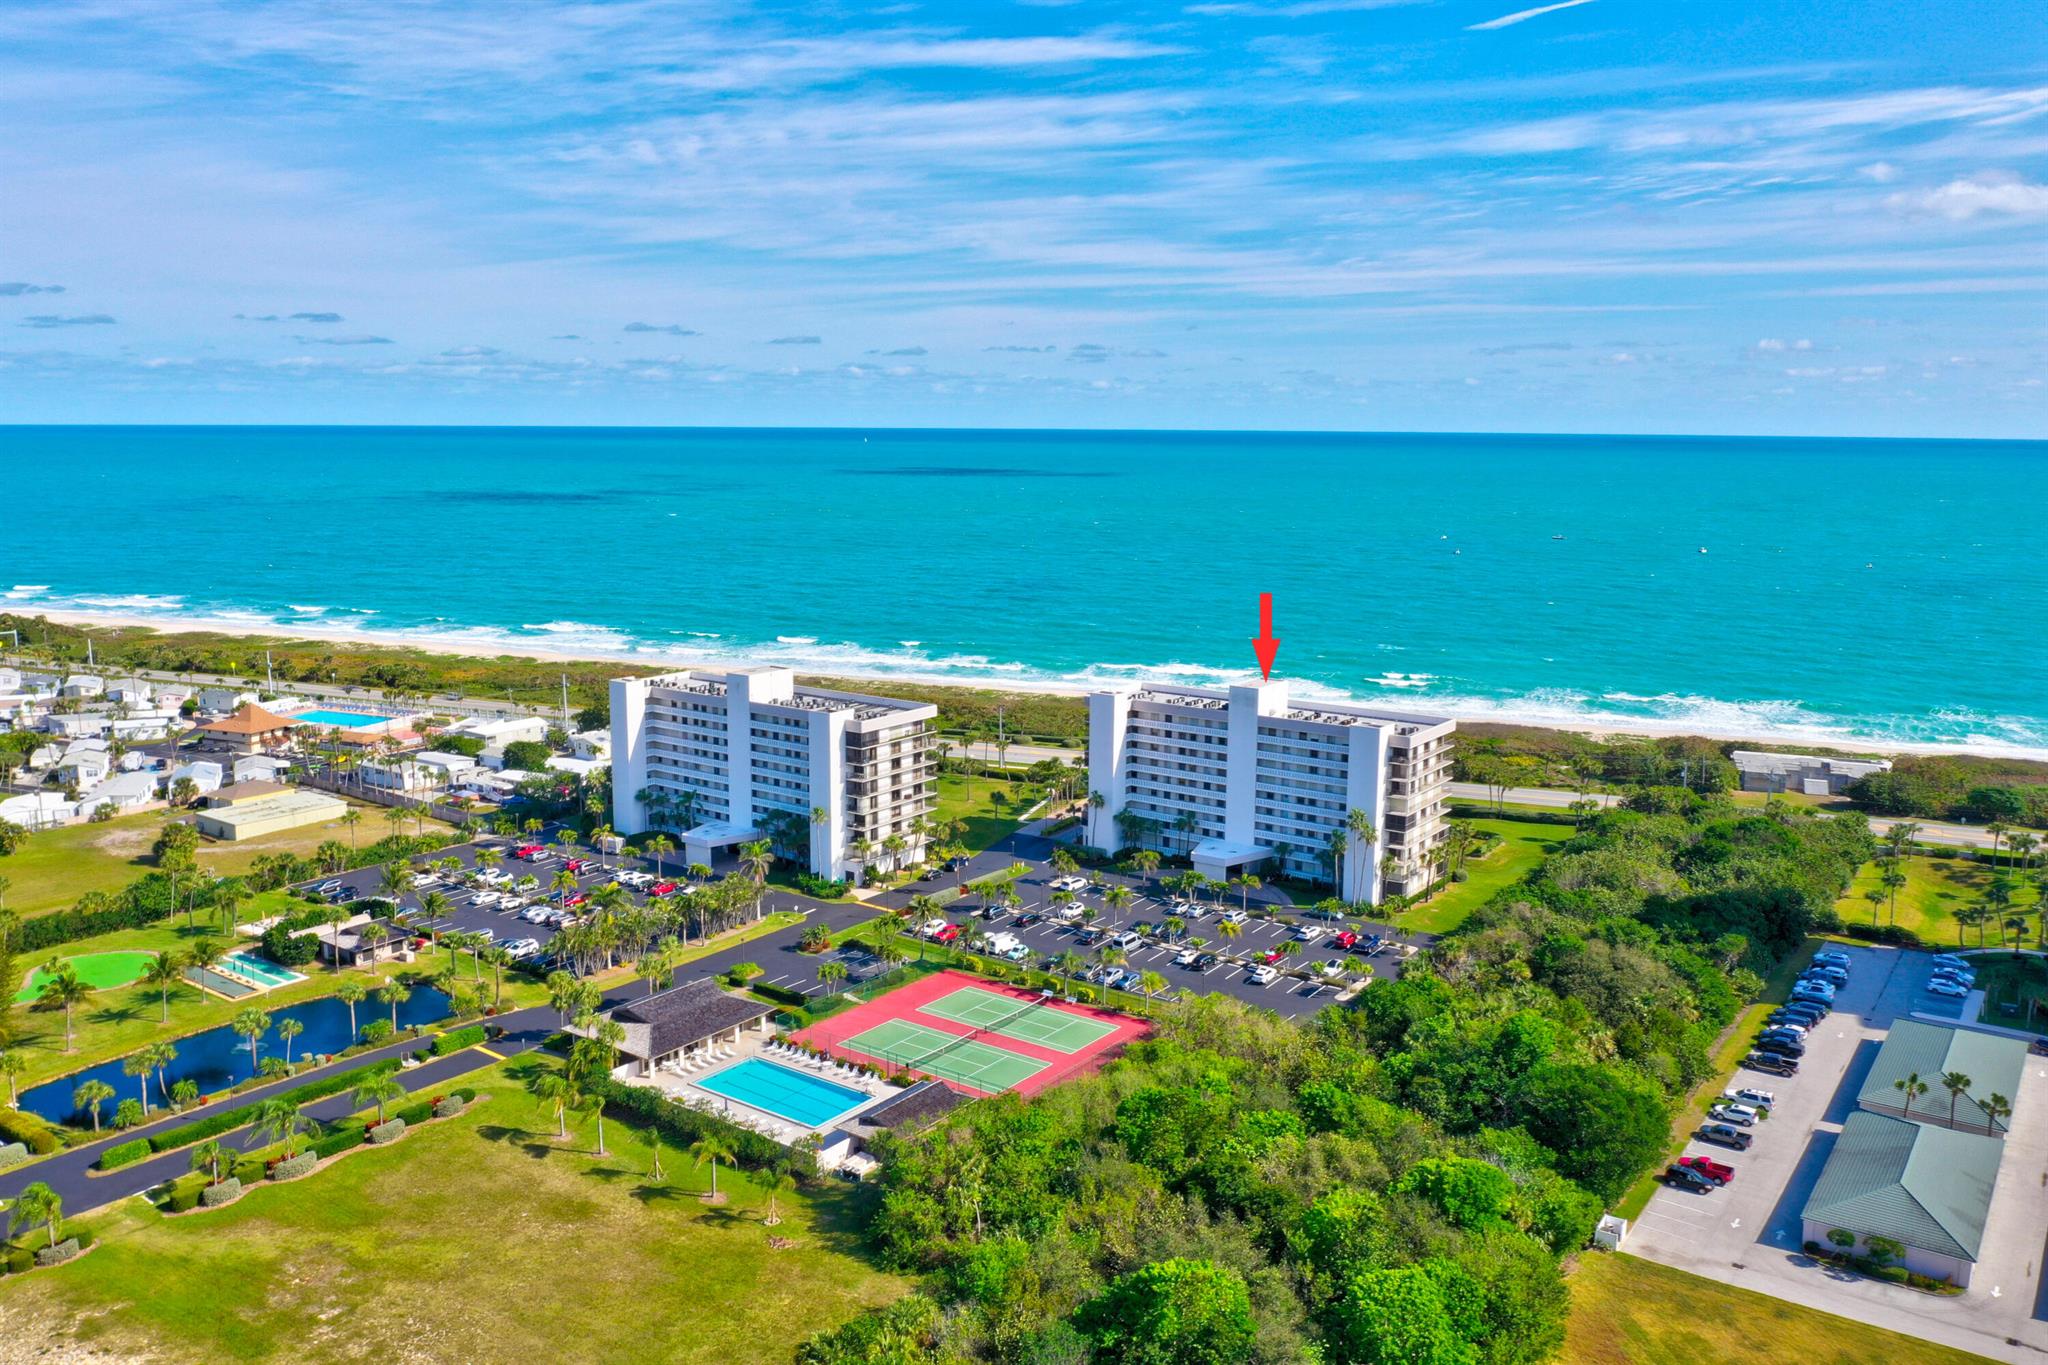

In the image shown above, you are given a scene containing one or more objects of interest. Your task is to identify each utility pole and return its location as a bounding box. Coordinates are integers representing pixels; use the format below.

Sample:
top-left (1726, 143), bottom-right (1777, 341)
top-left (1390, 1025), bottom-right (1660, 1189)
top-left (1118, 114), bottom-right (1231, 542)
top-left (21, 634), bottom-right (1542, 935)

top-left (560, 672), bottom-right (570, 728)
top-left (265, 649), bottom-right (275, 693)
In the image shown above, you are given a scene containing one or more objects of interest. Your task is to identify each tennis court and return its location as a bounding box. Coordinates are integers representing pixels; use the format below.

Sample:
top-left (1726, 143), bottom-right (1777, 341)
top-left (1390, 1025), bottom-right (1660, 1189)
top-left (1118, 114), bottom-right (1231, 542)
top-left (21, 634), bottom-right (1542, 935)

top-left (920, 985), bottom-right (1120, 1054)
top-left (841, 1018), bottom-right (1050, 1093)
top-left (795, 968), bottom-right (1152, 1098)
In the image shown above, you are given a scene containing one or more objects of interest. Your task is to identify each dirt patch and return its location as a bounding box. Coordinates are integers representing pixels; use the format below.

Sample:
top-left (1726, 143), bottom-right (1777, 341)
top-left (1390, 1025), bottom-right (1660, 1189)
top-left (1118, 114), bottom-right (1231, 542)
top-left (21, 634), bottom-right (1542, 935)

top-left (88, 827), bottom-right (157, 863)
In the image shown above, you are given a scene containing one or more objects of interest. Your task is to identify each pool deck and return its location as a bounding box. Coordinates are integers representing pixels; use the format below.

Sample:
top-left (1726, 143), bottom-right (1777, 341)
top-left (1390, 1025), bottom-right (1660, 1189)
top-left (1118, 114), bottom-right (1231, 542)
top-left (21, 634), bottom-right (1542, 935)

top-left (624, 1031), bottom-right (893, 1149)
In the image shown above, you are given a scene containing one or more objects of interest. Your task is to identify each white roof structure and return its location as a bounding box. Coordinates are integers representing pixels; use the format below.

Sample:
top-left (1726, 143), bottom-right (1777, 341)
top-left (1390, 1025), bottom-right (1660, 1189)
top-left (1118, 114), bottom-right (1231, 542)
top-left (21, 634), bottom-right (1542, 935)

top-left (1731, 749), bottom-right (1891, 780)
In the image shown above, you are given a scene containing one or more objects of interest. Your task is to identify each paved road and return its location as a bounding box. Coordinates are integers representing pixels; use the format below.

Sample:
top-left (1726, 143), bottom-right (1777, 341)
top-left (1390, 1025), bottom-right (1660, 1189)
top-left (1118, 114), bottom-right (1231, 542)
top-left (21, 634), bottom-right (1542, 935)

top-left (1448, 780), bottom-right (2006, 851)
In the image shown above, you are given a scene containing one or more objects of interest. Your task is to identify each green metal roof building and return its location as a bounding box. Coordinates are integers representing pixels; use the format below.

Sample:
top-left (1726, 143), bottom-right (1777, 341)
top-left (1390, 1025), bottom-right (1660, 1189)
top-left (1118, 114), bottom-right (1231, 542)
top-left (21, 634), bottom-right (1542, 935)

top-left (1801, 1110), bottom-right (2005, 1287)
top-left (1856, 1019), bottom-right (2024, 1136)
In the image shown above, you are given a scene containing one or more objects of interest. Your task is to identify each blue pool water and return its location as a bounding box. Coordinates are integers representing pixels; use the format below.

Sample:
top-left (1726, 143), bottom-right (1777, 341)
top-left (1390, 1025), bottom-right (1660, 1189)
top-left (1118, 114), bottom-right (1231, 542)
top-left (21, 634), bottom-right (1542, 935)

top-left (19, 985), bottom-right (452, 1126)
top-left (2, 426), bottom-right (2044, 755)
top-left (294, 708), bottom-right (390, 728)
top-left (694, 1057), bottom-right (872, 1128)
top-left (222, 950), bottom-right (306, 989)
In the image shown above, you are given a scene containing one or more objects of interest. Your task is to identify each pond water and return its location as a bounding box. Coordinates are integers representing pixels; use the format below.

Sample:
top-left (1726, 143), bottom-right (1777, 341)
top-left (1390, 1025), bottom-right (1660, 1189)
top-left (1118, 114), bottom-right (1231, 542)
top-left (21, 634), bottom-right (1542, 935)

top-left (19, 985), bottom-right (452, 1127)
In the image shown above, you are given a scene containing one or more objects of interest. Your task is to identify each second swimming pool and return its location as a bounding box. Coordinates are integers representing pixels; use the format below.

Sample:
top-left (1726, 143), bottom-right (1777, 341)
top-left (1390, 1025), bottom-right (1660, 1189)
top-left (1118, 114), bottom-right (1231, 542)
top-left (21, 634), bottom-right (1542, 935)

top-left (293, 708), bottom-right (390, 728)
top-left (222, 950), bottom-right (306, 989)
top-left (694, 1057), bottom-right (871, 1128)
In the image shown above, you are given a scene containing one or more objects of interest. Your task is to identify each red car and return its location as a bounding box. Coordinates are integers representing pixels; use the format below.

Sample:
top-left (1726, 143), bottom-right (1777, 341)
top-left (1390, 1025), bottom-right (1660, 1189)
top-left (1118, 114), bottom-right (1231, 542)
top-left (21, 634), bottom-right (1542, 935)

top-left (1678, 1155), bottom-right (1736, 1185)
top-left (564, 858), bottom-right (589, 873)
top-left (652, 881), bottom-right (677, 896)
top-left (1333, 930), bottom-right (1359, 950)
top-left (931, 923), bottom-right (961, 944)
top-left (515, 844), bottom-right (542, 858)
top-left (1257, 949), bottom-right (1286, 965)
top-left (559, 892), bottom-right (587, 909)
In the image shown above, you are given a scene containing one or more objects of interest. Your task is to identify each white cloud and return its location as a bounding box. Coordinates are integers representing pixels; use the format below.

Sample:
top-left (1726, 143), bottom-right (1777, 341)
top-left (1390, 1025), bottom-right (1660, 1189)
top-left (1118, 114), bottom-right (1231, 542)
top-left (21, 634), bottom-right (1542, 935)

top-left (1885, 171), bottom-right (2048, 221)
top-left (1754, 338), bottom-right (1812, 352)
top-left (1859, 161), bottom-right (1899, 183)
top-left (1467, 0), bottom-right (1598, 32)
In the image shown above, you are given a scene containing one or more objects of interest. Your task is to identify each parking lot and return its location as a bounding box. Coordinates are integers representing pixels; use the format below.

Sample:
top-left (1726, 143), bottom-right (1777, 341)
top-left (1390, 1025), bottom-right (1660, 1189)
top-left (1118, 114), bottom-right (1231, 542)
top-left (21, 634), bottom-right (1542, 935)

top-left (1626, 943), bottom-right (2048, 1362)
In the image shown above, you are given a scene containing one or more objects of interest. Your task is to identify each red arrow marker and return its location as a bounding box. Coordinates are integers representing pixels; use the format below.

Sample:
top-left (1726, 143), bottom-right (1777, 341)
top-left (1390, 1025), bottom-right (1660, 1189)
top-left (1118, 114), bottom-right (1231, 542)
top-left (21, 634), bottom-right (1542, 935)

top-left (1251, 592), bottom-right (1280, 680)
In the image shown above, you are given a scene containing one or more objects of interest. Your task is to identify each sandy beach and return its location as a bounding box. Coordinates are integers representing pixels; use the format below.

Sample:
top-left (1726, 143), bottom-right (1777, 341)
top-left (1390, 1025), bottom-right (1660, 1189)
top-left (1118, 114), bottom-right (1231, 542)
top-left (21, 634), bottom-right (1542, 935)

top-left (13, 606), bottom-right (2039, 763)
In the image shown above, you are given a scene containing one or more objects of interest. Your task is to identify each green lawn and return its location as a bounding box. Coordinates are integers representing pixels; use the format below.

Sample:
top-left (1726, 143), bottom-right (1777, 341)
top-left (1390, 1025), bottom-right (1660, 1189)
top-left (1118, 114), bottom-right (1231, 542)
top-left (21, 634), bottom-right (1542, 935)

top-left (13, 950), bottom-right (158, 1002)
top-left (1563, 1252), bottom-right (1993, 1365)
top-left (0, 1056), bottom-right (906, 1364)
top-left (1835, 852), bottom-right (2041, 948)
top-left (0, 801), bottom-right (455, 919)
top-left (1400, 817), bottom-right (1569, 934)
top-left (932, 772), bottom-right (1044, 855)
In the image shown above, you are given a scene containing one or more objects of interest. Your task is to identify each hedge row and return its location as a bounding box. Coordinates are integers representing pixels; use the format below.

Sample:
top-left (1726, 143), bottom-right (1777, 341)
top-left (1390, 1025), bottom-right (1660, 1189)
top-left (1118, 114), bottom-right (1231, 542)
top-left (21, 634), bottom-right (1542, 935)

top-left (98, 1137), bottom-right (153, 1171)
top-left (587, 1076), bottom-right (786, 1170)
top-left (104, 1059), bottom-right (402, 1166)
top-left (749, 981), bottom-right (810, 1009)
top-left (0, 1108), bottom-right (62, 1156)
top-left (431, 1024), bottom-right (488, 1056)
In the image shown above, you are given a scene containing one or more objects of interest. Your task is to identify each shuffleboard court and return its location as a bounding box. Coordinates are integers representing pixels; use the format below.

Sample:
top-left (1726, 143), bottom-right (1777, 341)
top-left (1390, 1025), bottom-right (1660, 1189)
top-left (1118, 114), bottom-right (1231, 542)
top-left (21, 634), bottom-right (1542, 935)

top-left (919, 986), bottom-right (1121, 1054)
top-left (15, 950), bottom-right (158, 1003)
top-left (842, 1018), bottom-right (1049, 1093)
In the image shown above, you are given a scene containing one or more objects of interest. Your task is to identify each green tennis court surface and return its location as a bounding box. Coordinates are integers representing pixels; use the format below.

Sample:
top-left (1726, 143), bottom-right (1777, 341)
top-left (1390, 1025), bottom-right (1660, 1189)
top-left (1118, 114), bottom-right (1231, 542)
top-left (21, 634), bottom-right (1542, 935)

top-left (15, 950), bottom-right (157, 1003)
top-left (842, 1018), bottom-right (1050, 1093)
top-left (920, 986), bottom-right (1120, 1054)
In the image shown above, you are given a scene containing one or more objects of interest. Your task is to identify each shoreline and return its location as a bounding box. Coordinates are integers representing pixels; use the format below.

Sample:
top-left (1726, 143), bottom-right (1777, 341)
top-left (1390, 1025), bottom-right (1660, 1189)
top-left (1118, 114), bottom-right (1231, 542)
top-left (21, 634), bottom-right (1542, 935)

top-left (12, 606), bottom-right (2045, 762)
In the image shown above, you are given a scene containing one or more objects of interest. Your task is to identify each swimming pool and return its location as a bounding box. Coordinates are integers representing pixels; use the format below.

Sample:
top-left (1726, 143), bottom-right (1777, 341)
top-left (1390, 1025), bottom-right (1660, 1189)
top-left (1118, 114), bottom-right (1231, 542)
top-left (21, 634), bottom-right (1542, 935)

top-left (222, 950), bottom-right (306, 989)
top-left (694, 1057), bottom-right (872, 1128)
top-left (294, 708), bottom-right (390, 728)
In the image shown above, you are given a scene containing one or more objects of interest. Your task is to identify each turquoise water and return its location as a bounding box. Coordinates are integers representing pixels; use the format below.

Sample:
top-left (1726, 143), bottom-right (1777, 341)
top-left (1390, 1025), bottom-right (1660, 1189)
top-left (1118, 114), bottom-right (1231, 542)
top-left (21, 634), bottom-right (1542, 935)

top-left (695, 1057), bottom-right (871, 1127)
top-left (294, 708), bottom-right (389, 728)
top-left (222, 950), bottom-right (306, 988)
top-left (1, 426), bottom-right (2043, 755)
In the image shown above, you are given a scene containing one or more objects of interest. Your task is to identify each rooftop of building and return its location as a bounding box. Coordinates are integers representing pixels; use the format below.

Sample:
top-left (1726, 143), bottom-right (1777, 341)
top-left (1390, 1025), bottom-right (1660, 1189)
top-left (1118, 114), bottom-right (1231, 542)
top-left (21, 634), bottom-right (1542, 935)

top-left (1857, 1019), bottom-right (2025, 1134)
top-left (1119, 680), bottom-right (1451, 735)
top-left (635, 668), bottom-right (933, 724)
top-left (1802, 1110), bottom-right (2004, 1262)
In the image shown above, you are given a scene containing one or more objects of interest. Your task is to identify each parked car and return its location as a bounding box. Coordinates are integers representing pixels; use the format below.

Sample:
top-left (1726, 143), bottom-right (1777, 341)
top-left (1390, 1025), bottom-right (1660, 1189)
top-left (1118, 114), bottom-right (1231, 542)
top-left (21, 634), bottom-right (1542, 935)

top-left (1931, 953), bottom-right (1969, 969)
top-left (1248, 964), bottom-right (1279, 985)
top-left (1110, 931), bottom-right (1143, 950)
top-left (1316, 958), bottom-right (1349, 978)
top-left (1194, 953), bottom-right (1220, 971)
top-left (1174, 948), bottom-right (1201, 967)
top-left (1220, 908), bottom-right (1249, 926)
top-left (1927, 978), bottom-right (1969, 998)
top-left (1014, 911), bottom-right (1044, 928)
top-left (1708, 1103), bottom-right (1757, 1127)
top-left (514, 843), bottom-right (543, 859)
top-left (502, 937), bottom-right (541, 958)
top-left (1755, 1035), bottom-right (1805, 1058)
top-left (930, 923), bottom-right (961, 944)
top-left (1293, 923), bottom-right (1326, 942)
top-left (1678, 1155), bottom-right (1736, 1185)
top-left (1257, 949), bottom-right (1287, 965)
top-left (651, 881), bottom-right (677, 896)
top-left (1745, 1051), bottom-right (1798, 1076)
top-left (1931, 966), bottom-right (1975, 985)
top-left (1813, 950), bottom-right (1852, 967)
top-left (1661, 1164), bottom-right (1717, 1194)
top-left (1696, 1123), bottom-right (1753, 1151)
top-left (1725, 1087), bottom-right (1775, 1109)
top-left (1333, 929), bottom-right (1360, 950)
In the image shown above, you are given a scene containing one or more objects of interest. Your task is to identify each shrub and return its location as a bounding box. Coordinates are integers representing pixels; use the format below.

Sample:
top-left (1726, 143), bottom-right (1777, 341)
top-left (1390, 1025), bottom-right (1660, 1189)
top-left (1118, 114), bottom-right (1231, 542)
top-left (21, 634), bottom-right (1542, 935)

top-left (34, 1238), bottom-right (81, 1268)
top-left (394, 1101), bottom-right (433, 1126)
top-left (141, 1059), bottom-right (401, 1154)
top-left (3, 1247), bottom-right (32, 1276)
top-left (98, 1138), bottom-right (153, 1171)
top-left (432, 1024), bottom-right (488, 1056)
top-left (164, 1187), bottom-right (201, 1213)
top-left (312, 1123), bottom-right (369, 1159)
top-left (725, 962), bottom-right (764, 986)
top-left (751, 980), bottom-right (810, 1009)
top-left (368, 1118), bottom-right (407, 1144)
top-left (433, 1095), bottom-right (467, 1119)
top-left (793, 872), bottom-right (850, 899)
top-left (200, 1177), bottom-right (244, 1207)
top-left (0, 1142), bottom-right (28, 1170)
top-left (0, 1108), bottom-right (62, 1156)
top-left (268, 1151), bottom-right (318, 1181)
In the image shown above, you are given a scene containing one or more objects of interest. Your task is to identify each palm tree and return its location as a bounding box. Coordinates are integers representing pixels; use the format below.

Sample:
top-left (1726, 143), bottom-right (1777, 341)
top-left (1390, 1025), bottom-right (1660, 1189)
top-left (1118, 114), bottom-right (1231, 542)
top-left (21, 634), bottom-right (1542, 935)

top-left (533, 1067), bottom-right (577, 1139)
top-left (359, 920), bottom-right (390, 967)
top-left (817, 960), bottom-right (849, 995)
top-left (142, 950), bottom-right (184, 1022)
top-left (762, 1168), bottom-right (797, 1227)
top-left (333, 975), bottom-right (368, 1040)
top-left (252, 1096), bottom-right (307, 1158)
top-left (1879, 862), bottom-right (1909, 926)
top-left (278, 1017), bottom-right (305, 1069)
top-left (738, 840), bottom-right (773, 915)
top-left (144, 1041), bottom-right (178, 1107)
top-left (646, 833), bottom-right (676, 880)
top-left (379, 978), bottom-right (412, 1031)
top-left (1982, 1091), bottom-right (2012, 1134)
top-left (171, 1078), bottom-right (199, 1112)
top-left (35, 967), bottom-right (93, 1052)
top-left (13, 1181), bottom-right (62, 1249)
top-left (0, 1050), bottom-right (24, 1107)
top-left (190, 1139), bottom-right (228, 1185)
top-left (1130, 848), bottom-right (1161, 889)
top-left (1344, 809), bottom-right (1377, 898)
top-left (122, 1050), bottom-right (154, 1116)
top-left (1886, 821), bottom-right (1922, 858)
top-left (1054, 949), bottom-right (1086, 1000)
top-left (1986, 820), bottom-right (2009, 865)
top-left (72, 1078), bottom-right (115, 1132)
top-left (1939, 1070), bottom-right (1975, 1129)
top-left (351, 1072), bottom-right (406, 1124)
top-left (691, 1135), bottom-right (736, 1203)
top-left (1103, 884), bottom-right (1133, 926)
top-left (1137, 969), bottom-right (1168, 1014)
top-left (1216, 917), bottom-right (1243, 950)
top-left (1893, 1070), bottom-right (1930, 1117)
top-left (231, 1007), bottom-right (270, 1071)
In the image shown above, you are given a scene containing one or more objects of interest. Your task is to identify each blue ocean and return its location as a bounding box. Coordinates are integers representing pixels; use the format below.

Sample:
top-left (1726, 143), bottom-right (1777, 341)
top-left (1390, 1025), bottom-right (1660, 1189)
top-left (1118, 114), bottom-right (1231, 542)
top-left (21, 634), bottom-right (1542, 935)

top-left (2, 426), bottom-right (2043, 756)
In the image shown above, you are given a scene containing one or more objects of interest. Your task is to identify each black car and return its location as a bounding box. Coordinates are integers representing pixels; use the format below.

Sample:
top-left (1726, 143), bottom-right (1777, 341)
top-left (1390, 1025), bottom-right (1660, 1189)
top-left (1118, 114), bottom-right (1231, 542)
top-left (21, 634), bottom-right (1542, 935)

top-left (1660, 1164), bottom-right (1716, 1194)
top-left (1014, 911), bottom-right (1045, 928)
top-left (1194, 953), bottom-right (1220, 971)
top-left (1755, 1035), bottom-right (1805, 1059)
top-left (1745, 1051), bottom-right (1798, 1076)
top-left (1696, 1123), bottom-right (1754, 1151)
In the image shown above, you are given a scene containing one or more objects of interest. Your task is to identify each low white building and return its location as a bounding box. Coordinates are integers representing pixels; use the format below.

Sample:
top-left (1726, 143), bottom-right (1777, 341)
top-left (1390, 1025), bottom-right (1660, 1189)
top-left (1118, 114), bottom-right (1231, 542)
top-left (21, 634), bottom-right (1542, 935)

top-left (197, 687), bottom-right (260, 714)
top-left (59, 674), bottom-right (105, 699)
top-left (42, 712), bottom-right (109, 739)
top-left (171, 759), bottom-right (224, 795)
top-left (54, 744), bottom-right (112, 787)
top-left (233, 754), bottom-right (294, 783)
top-left (1733, 749), bottom-right (1892, 796)
top-left (546, 754), bottom-right (603, 779)
top-left (111, 712), bottom-right (176, 742)
top-left (107, 679), bottom-right (154, 705)
top-left (82, 771), bottom-right (158, 812)
top-left (569, 729), bottom-right (611, 761)
top-left (451, 714), bottom-right (549, 753)
top-left (0, 791), bottom-right (76, 828)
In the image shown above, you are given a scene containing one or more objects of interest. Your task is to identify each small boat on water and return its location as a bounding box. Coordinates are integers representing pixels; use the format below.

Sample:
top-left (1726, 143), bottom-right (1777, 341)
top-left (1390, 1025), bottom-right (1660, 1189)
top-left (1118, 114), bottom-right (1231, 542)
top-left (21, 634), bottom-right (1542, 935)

top-left (1551, 534), bottom-right (1566, 541)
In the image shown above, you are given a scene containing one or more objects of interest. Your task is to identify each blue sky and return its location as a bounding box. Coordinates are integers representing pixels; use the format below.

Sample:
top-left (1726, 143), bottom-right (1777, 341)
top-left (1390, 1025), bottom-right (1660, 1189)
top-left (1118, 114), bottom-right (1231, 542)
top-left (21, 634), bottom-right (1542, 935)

top-left (1, 0), bottom-right (2042, 435)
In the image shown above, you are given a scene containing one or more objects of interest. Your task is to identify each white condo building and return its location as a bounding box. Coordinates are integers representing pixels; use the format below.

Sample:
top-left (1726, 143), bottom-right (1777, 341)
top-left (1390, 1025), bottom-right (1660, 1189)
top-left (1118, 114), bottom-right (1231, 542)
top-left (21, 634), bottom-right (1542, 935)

top-left (1085, 679), bottom-right (1455, 905)
top-left (610, 666), bottom-right (937, 881)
